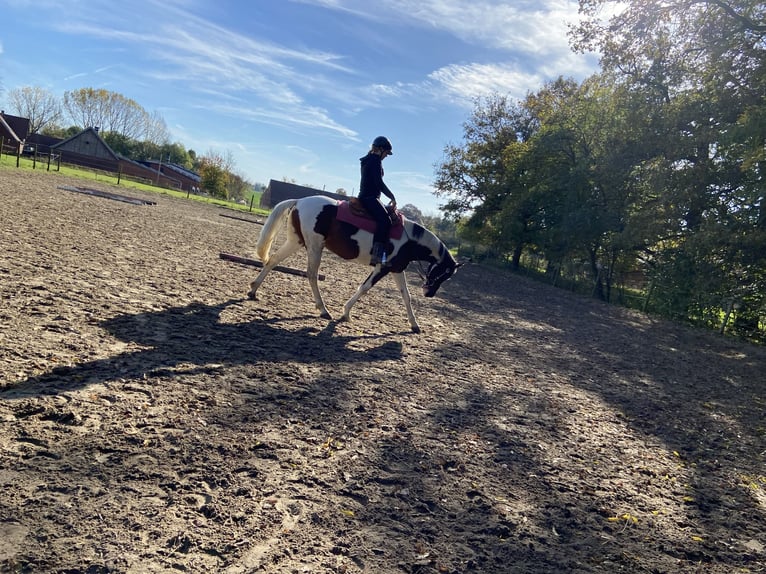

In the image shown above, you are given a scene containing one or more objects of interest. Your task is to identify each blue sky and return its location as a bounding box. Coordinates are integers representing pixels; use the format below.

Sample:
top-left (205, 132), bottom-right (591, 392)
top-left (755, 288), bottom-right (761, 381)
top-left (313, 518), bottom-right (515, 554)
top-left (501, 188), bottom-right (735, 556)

top-left (0, 0), bottom-right (599, 213)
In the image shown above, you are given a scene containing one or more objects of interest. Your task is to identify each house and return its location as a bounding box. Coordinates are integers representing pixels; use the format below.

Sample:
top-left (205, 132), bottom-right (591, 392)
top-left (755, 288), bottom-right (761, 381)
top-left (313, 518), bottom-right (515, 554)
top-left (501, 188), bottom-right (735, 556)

top-left (2, 118), bottom-right (202, 191)
top-left (51, 127), bottom-right (200, 190)
top-left (260, 179), bottom-right (347, 209)
top-left (142, 160), bottom-right (201, 193)
top-left (0, 111), bottom-right (30, 154)
top-left (52, 127), bottom-right (121, 172)
top-left (25, 133), bottom-right (63, 154)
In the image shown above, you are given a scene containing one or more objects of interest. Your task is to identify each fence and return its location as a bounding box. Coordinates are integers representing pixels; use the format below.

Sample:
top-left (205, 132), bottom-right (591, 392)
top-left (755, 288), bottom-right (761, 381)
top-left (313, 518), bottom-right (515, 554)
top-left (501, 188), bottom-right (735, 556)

top-left (1, 140), bottom-right (187, 190)
top-left (0, 138), bottom-right (60, 170)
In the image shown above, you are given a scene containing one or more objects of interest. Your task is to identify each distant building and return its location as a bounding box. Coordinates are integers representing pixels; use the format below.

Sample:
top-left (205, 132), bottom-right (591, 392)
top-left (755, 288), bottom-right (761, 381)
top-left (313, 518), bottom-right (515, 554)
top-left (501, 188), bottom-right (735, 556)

top-left (260, 179), bottom-right (347, 209)
top-left (4, 118), bottom-right (198, 194)
top-left (0, 111), bottom-right (29, 154)
top-left (142, 160), bottom-right (201, 194)
top-left (49, 127), bottom-right (200, 191)
top-left (53, 127), bottom-right (119, 168)
top-left (25, 132), bottom-right (63, 152)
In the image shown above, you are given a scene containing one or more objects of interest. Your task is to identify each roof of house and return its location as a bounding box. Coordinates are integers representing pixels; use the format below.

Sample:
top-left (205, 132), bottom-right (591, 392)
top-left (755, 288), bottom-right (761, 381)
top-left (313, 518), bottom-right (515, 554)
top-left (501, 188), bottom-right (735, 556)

top-left (0, 111), bottom-right (29, 143)
top-left (52, 127), bottom-right (120, 160)
top-left (145, 161), bottom-right (201, 183)
top-left (262, 179), bottom-right (347, 208)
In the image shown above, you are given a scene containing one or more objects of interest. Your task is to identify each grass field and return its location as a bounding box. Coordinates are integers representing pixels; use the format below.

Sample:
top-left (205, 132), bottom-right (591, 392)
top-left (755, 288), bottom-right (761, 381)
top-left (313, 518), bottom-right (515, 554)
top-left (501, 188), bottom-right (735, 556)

top-left (0, 152), bottom-right (267, 216)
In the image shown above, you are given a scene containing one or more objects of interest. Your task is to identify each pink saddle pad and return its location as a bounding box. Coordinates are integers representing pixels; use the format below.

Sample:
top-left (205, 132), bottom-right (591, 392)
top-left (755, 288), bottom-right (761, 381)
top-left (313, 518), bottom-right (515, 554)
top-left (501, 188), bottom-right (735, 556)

top-left (336, 200), bottom-right (404, 240)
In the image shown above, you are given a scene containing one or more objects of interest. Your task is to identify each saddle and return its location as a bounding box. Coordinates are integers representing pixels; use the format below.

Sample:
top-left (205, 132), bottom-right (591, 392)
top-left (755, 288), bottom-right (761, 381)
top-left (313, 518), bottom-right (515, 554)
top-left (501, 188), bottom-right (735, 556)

top-left (336, 198), bottom-right (404, 240)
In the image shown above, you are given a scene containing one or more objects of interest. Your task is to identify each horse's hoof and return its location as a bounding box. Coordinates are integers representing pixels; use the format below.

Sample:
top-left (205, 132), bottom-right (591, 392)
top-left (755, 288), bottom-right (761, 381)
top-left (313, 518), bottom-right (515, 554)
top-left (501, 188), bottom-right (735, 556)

top-left (247, 291), bottom-right (257, 300)
top-left (339, 314), bottom-right (350, 323)
top-left (320, 311), bottom-right (333, 320)
top-left (411, 325), bottom-right (421, 334)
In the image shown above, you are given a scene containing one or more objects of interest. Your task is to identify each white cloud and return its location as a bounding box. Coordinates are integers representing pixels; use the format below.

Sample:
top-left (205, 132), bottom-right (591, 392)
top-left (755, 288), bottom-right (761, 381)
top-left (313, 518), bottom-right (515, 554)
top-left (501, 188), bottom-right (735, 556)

top-left (399, 0), bottom-right (578, 54)
top-left (428, 62), bottom-right (542, 104)
top-left (292, 0), bottom-right (597, 107)
top-left (295, 0), bottom-right (582, 56)
top-left (46, 3), bottom-right (363, 138)
top-left (210, 102), bottom-right (358, 139)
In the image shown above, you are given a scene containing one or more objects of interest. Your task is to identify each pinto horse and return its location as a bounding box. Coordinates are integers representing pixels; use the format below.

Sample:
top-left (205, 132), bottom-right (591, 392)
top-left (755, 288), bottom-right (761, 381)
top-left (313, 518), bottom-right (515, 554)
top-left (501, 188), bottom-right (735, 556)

top-left (247, 195), bottom-right (460, 333)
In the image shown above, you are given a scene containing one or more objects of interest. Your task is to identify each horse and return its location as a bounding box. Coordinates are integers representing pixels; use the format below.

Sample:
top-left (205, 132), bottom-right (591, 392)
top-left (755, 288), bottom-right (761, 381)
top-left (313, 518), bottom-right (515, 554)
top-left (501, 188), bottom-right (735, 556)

top-left (247, 195), bottom-right (460, 333)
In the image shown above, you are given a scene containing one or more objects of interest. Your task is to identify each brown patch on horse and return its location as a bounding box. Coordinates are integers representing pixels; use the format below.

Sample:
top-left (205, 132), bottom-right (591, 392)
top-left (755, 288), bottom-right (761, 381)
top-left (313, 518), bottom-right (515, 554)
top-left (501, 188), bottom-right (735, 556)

top-left (325, 220), bottom-right (362, 260)
top-left (313, 203), bottom-right (361, 260)
top-left (290, 206), bottom-right (305, 246)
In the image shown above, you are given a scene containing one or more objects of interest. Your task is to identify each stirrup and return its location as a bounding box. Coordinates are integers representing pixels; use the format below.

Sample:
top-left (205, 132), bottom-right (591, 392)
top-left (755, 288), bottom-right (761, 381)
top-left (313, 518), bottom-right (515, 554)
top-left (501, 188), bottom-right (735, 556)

top-left (370, 242), bottom-right (386, 266)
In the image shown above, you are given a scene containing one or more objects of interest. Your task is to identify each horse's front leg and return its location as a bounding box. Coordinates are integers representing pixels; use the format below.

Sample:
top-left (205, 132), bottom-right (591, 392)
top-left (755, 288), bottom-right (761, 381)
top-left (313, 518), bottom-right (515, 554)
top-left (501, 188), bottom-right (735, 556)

top-left (392, 272), bottom-right (420, 333)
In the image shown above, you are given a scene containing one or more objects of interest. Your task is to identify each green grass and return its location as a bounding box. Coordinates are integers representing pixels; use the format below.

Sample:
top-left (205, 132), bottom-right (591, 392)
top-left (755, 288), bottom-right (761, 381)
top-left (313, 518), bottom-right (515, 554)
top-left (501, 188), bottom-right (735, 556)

top-left (0, 153), bottom-right (268, 216)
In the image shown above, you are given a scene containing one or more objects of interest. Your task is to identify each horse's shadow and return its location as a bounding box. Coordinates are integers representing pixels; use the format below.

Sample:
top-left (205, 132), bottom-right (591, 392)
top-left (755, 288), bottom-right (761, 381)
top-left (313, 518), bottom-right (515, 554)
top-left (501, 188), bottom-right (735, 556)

top-left (3, 298), bottom-right (404, 398)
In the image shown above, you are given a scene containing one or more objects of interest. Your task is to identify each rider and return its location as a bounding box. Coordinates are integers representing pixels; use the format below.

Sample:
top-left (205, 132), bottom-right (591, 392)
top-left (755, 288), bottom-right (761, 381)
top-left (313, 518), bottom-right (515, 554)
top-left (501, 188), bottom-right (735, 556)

top-left (358, 136), bottom-right (396, 266)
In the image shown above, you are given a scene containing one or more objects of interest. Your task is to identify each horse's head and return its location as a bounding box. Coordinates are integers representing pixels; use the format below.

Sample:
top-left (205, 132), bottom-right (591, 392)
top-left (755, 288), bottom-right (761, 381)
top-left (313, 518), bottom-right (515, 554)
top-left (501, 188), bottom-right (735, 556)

top-left (422, 255), bottom-right (462, 297)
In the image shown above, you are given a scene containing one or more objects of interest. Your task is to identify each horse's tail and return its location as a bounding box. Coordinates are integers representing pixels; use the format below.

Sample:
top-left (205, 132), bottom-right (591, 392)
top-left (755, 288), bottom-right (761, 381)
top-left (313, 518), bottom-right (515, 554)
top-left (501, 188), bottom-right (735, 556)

top-left (256, 199), bottom-right (298, 262)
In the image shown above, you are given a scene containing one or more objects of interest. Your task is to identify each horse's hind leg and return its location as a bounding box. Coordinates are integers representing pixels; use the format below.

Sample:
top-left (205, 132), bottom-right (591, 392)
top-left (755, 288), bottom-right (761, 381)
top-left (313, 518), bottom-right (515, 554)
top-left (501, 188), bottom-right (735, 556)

top-left (247, 238), bottom-right (301, 300)
top-left (305, 244), bottom-right (332, 319)
top-left (340, 271), bottom-right (377, 323)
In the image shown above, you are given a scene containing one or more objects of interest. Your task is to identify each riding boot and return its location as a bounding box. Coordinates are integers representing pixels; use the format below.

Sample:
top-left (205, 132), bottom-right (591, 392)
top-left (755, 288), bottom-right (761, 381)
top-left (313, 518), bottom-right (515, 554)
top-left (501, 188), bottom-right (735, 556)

top-left (370, 242), bottom-right (386, 266)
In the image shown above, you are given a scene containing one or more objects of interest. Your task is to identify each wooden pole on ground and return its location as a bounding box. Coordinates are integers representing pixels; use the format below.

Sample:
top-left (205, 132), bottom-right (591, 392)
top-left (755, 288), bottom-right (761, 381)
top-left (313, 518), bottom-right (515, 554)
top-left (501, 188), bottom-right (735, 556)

top-left (219, 253), bottom-right (324, 280)
top-left (219, 213), bottom-right (263, 225)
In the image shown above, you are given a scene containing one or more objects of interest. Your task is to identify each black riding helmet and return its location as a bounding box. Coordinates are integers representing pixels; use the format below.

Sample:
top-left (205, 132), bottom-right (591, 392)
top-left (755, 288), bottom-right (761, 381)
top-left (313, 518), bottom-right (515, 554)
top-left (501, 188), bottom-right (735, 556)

top-left (372, 136), bottom-right (393, 155)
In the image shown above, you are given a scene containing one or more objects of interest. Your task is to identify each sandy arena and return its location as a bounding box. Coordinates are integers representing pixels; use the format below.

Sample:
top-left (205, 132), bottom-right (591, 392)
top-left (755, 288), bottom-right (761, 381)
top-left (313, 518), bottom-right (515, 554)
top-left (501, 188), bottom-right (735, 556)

top-left (1, 169), bottom-right (765, 573)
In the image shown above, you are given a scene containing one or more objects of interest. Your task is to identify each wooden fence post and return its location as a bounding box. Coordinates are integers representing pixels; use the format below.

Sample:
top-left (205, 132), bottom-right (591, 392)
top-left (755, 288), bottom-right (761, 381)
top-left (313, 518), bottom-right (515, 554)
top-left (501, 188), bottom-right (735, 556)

top-left (643, 279), bottom-right (656, 312)
top-left (720, 299), bottom-right (735, 334)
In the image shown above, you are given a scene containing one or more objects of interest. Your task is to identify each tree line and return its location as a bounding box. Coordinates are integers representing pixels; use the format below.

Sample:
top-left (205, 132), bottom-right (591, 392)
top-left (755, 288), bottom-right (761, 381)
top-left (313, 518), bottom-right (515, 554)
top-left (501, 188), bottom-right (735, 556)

top-left (434, 0), bottom-right (765, 342)
top-left (4, 86), bottom-right (254, 201)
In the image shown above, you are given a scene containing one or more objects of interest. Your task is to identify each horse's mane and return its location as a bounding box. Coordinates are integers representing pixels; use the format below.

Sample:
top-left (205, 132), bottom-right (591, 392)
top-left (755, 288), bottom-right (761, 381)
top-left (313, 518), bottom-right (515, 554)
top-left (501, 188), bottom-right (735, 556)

top-left (402, 218), bottom-right (452, 262)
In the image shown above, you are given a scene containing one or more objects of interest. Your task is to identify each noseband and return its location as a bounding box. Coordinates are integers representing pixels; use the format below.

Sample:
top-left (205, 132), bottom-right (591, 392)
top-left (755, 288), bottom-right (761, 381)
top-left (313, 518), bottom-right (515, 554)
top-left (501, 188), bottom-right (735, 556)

top-left (423, 262), bottom-right (453, 290)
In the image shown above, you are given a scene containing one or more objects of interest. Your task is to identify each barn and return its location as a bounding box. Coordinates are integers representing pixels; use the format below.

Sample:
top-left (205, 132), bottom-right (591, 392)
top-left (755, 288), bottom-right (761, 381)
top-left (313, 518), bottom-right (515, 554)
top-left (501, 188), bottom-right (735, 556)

top-left (52, 127), bottom-right (120, 172)
top-left (141, 160), bottom-right (201, 194)
top-left (260, 179), bottom-right (347, 209)
top-left (49, 127), bottom-right (200, 191)
top-left (0, 111), bottom-right (29, 154)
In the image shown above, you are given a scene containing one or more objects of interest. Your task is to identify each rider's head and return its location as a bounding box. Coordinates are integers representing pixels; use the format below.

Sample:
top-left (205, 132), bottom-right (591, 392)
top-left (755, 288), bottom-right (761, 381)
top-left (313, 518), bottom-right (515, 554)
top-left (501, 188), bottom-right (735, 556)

top-left (371, 136), bottom-right (393, 156)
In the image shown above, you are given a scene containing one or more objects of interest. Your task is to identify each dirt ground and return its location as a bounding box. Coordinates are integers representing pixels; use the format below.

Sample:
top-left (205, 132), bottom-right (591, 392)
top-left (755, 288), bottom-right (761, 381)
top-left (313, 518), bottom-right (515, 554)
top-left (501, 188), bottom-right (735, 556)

top-left (1, 168), bottom-right (764, 574)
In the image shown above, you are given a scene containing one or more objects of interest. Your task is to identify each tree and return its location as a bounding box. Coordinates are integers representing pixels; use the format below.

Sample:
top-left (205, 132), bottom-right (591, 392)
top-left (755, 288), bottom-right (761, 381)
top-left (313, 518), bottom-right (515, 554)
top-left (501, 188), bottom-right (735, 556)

top-left (571, 0), bottom-right (766, 334)
top-left (6, 86), bottom-right (62, 134)
top-left (434, 93), bottom-right (534, 218)
top-left (62, 88), bottom-right (167, 143)
top-left (144, 111), bottom-right (171, 147)
top-left (226, 171), bottom-right (252, 202)
top-left (434, 93), bottom-right (540, 267)
top-left (198, 150), bottom-right (233, 199)
top-left (399, 203), bottom-right (423, 222)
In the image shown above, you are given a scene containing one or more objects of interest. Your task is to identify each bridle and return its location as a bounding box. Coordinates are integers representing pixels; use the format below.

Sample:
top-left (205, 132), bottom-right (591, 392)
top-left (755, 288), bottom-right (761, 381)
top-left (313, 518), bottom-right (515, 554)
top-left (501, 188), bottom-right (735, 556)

top-left (422, 262), bottom-right (454, 290)
top-left (399, 223), bottom-right (455, 289)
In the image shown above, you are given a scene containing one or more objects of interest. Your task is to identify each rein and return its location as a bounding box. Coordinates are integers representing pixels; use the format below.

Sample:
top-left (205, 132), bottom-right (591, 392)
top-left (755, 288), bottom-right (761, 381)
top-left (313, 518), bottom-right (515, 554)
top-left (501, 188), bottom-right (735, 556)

top-left (401, 224), bottom-right (429, 281)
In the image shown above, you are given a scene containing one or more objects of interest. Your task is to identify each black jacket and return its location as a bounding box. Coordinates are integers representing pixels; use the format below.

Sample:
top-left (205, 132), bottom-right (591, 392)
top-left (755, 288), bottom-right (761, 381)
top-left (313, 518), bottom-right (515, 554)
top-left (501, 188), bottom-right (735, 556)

top-left (359, 152), bottom-right (395, 202)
